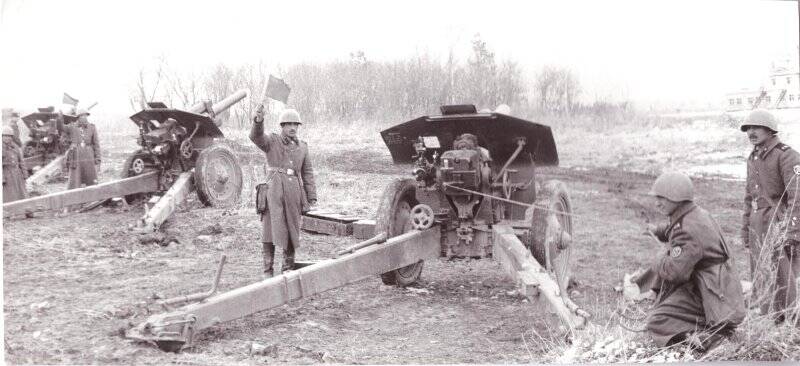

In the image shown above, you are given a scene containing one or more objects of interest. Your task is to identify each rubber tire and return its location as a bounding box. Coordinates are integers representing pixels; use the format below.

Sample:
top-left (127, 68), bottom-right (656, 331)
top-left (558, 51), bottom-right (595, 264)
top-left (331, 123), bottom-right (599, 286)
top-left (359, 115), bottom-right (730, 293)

top-left (194, 143), bottom-right (243, 207)
top-left (529, 179), bottom-right (573, 294)
top-left (120, 150), bottom-right (150, 205)
top-left (155, 340), bottom-right (184, 353)
top-left (376, 178), bottom-right (424, 287)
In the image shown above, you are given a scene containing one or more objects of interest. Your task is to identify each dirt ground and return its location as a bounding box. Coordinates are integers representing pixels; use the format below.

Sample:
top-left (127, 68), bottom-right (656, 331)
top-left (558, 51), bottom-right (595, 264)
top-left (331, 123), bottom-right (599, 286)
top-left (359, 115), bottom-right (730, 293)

top-left (3, 127), bottom-right (753, 364)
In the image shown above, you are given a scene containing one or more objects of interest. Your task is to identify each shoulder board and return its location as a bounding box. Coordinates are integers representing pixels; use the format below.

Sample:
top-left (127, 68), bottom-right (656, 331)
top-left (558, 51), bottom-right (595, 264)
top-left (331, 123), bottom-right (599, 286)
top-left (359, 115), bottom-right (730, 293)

top-left (777, 143), bottom-right (791, 151)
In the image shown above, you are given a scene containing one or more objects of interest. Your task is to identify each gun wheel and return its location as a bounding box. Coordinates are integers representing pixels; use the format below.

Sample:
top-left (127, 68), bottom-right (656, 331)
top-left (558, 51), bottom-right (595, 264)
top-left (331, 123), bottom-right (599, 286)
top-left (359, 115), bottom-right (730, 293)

top-left (529, 179), bottom-right (574, 294)
top-left (410, 204), bottom-right (434, 230)
top-left (155, 340), bottom-right (184, 353)
top-left (376, 179), bottom-right (424, 287)
top-left (194, 143), bottom-right (243, 207)
top-left (121, 150), bottom-right (153, 204)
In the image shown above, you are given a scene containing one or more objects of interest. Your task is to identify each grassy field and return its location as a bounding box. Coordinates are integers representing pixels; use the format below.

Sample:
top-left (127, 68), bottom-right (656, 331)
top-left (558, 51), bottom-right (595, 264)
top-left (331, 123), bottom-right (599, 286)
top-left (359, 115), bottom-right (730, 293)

top-left (3, 110), bottom-right (799, 363)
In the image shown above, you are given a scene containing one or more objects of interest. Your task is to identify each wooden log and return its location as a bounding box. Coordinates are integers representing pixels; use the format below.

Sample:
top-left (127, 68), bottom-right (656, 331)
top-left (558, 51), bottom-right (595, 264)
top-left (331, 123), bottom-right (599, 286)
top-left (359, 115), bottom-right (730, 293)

top-left (4, 171), bottom-right (160, 217)
top-left (133, 172), bottom-right (194, 232)
top-left (127, 228), bottom-right (441, 347)
top-left (301, 211), bottom-right (360, 236)
top-left (352, 219), bottom-right (376, 240)
top-left (26, 154), bottom-right (65, 187)
top-left (492, 224), bottom-right (587, 330)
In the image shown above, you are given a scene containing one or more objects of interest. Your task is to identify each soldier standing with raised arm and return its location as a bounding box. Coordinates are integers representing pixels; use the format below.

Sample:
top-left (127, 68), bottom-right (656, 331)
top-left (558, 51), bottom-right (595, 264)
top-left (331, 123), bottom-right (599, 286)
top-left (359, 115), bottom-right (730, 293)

top-left (250, 105), bottom-right (317, 278)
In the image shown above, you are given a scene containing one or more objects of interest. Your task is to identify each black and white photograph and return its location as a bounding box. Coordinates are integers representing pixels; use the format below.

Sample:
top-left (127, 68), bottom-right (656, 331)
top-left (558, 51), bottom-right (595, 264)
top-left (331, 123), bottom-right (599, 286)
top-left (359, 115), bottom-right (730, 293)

top-left (2, 0), bottom-right (799, 364)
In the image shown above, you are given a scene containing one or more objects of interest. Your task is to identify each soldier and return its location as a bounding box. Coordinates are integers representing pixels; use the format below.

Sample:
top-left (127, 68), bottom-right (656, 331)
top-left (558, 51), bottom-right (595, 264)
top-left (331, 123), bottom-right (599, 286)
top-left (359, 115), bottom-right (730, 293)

top-left (250, 106), bottom-right (317, 278)
top-left (453, 133), bottom-right (491, 162)
top-left (740, 109), bottom-right (800, 324)
top-left (62, 108), bottom-right (101, 189)
top-left (644, 171), bottom-right (745, 350)
top-left (2, 108), bottom-right (22, 148)
top-left (3, 124), bottom-right (28, 203)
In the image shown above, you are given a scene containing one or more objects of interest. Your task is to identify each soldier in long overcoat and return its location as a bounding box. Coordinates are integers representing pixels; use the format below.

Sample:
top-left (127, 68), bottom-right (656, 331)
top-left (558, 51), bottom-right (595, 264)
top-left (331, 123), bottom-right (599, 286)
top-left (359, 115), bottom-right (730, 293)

top-left (644, 171), bottom-right (745, 350)
top-left (3, 124), bottom-right (27, 202)
top-left (740, 109), bottom-right (800, 324)
top-left (62, 109), bottom-right (101, 189)
top-left (250, 107), bottom-right (317, 277)
top-left (2, 108), bottom-right (22, 148)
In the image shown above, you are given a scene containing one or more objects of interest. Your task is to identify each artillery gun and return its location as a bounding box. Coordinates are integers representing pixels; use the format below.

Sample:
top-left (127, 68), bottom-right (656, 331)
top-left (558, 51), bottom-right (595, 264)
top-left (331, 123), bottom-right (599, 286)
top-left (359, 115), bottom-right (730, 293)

top-left (21, 107), bottom-right (76, 184)
top-left (126, 104), bottom-right (588, 352)
top-left (3, 90), bottom-right (248, 232)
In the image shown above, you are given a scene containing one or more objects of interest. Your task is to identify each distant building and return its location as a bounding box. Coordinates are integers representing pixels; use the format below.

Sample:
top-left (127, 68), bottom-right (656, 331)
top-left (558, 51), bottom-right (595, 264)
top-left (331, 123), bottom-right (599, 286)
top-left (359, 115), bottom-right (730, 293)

top-left (724, 56), bottom-right (800, 111)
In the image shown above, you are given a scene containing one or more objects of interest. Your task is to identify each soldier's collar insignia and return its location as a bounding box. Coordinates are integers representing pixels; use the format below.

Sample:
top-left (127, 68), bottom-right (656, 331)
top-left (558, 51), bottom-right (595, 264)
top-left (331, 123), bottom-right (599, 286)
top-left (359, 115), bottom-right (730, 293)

top-left (670, 246), bottom-right (682, 258)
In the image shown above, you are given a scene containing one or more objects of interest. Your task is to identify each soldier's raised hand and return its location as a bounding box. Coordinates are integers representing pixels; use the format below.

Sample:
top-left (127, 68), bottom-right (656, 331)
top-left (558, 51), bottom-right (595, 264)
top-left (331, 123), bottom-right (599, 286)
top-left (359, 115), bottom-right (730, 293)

top-left (254, 104), bottom-right (265, 122)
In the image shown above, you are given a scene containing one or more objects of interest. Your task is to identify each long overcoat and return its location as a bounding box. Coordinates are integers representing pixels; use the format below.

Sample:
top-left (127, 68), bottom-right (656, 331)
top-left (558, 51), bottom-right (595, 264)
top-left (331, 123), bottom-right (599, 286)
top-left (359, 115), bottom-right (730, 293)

top-left (249, 119), bottom-right (316, 251)
top-left (63, 122), bottom-right (100, 189)
top-left (3, 140), bottom-right (27, 202)
top-left (645, 202), bottom-right (745, 346)
top-left (742, 136), bottom-right (800, 315)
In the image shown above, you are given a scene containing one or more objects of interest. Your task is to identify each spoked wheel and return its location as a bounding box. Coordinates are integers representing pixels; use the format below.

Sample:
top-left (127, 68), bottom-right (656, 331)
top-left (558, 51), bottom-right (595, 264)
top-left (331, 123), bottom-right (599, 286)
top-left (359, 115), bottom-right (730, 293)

top-left (120, 150), bottom-right (153, 204)
top-left (529, 179), bottom-right (574, 294)
top-left (194, 143), bottom-right (243, 207)
top-left (376, 179), bottom-right (424, 287)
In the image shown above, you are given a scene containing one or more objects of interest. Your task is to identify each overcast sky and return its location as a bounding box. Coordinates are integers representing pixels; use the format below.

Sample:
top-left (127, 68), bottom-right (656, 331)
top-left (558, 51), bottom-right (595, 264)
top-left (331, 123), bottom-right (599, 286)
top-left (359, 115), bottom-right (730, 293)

top-left (1, 0), bottom-right (798, 118)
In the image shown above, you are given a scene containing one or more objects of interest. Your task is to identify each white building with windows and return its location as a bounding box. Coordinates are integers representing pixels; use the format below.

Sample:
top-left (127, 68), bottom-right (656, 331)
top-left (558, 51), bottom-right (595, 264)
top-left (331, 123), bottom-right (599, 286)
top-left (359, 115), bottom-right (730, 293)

top-left (724, 56), bottom-right (800, 111)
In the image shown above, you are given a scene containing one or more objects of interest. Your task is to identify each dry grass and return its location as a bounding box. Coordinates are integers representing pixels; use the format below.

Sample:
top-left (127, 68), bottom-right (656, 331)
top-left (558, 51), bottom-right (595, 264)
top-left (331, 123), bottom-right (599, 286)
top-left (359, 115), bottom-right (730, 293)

top-left (16, 110), bottom-right (798, 362)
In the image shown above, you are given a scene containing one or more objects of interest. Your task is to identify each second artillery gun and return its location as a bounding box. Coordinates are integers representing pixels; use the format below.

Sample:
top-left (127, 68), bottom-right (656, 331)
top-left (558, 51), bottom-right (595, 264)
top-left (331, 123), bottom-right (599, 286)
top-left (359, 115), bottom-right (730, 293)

top-left (21, 107), bottom-right (76, 184)
top-left (126, 104), bottom-right (588, 352)
top-left (3, 90), bottom-right (248, 232)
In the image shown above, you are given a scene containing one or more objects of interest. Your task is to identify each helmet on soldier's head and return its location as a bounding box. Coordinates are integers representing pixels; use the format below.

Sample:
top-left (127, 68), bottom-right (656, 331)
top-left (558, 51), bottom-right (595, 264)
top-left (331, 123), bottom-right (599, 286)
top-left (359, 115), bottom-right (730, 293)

top-left (278, 109), bottom-right (302, 125)
top-left (2, 124), bottom-right (14, 136)
top-left (649, 171), bottom-right (693, 202)
top-left (740, 109), bottom-right (778, 133)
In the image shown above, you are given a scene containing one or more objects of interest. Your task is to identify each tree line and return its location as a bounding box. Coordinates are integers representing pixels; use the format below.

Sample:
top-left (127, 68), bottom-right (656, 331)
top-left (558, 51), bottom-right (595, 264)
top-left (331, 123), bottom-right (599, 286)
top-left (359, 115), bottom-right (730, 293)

top-left (130, 36), bottom-right (631, 128)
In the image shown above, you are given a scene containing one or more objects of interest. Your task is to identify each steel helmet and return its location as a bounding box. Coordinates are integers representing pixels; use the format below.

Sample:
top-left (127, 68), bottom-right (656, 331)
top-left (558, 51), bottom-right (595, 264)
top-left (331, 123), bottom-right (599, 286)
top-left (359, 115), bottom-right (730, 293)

top-left (76, 108), bottom-right (90, 117)
top-left (2, 124), bottom-right (14, 136)
top-left (740, 109), bottom-right (778, 133)
top-left (649, 171), bottom-right (693, 202)
top-left (278, 109), bottom-right (302, 125)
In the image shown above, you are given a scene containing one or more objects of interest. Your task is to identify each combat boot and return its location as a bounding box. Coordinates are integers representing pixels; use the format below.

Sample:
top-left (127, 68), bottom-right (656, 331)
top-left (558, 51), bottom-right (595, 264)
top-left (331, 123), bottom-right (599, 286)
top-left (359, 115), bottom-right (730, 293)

top-left (262, 242), bottom-right (275, 279)
top-left (283, 245), bottom-right (295, 272)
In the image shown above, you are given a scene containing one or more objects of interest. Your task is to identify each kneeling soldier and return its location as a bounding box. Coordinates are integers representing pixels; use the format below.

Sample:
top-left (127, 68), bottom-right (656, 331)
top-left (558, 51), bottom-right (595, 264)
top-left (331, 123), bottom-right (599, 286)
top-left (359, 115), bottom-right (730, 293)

top-left (644, 171), bottom-right (745, 350)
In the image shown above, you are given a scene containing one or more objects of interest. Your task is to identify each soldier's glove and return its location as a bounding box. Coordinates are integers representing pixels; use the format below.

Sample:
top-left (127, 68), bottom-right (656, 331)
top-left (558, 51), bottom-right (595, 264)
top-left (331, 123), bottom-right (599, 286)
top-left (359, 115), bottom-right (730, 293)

top-left (254, 104), bottom-right (265, 123)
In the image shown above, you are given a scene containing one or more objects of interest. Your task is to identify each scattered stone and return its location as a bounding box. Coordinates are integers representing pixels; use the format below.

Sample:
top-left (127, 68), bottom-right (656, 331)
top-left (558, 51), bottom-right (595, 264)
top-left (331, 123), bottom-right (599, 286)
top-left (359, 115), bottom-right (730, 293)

top-left (199, 223), bottom-right (224, 236)
top-left (321, 352), bottom-right (337, 363)
top-left (137, 232), bottom-right (165, 245)
top-left (29, 301), bottom-right (50, 312)
top-left (506, 290), bottom-right (519, 297)
top-left (249, 342), bottom-right (278, 356)
top-left (194, 235), bottom-right (212, 245)
top-left (406, 287), bottom-right (430, 294)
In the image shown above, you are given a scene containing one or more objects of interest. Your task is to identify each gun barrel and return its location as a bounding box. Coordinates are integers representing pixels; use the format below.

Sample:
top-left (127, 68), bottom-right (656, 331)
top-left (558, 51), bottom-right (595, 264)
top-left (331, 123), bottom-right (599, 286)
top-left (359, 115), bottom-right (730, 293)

top-left (211, 89), bottom-right (249, 115)
top-left (187, 89), bottom-right (249, 116)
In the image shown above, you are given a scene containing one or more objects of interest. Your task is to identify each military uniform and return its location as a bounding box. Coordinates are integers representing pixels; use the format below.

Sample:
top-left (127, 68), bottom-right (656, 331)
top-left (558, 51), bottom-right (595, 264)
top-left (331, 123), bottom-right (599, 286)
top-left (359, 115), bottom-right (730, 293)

top-left (2, 108), bottom-right (22, 148)
top-left (62, 121), bottom-right (100, 189)
top-left (742, 135), bottom-right (800, 317)
top-left (646, 202), bottom-right (745, 347)
top-left (2, 139), bottom-right (28, 202)
top-left (249, 117), bottom-right (316, 274)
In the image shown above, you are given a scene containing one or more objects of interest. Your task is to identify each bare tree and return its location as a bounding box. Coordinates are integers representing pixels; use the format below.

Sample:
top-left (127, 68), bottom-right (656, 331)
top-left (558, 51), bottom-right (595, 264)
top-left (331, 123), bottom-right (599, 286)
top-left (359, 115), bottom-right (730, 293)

top-left (534, 65), bottom-right (581, 115)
